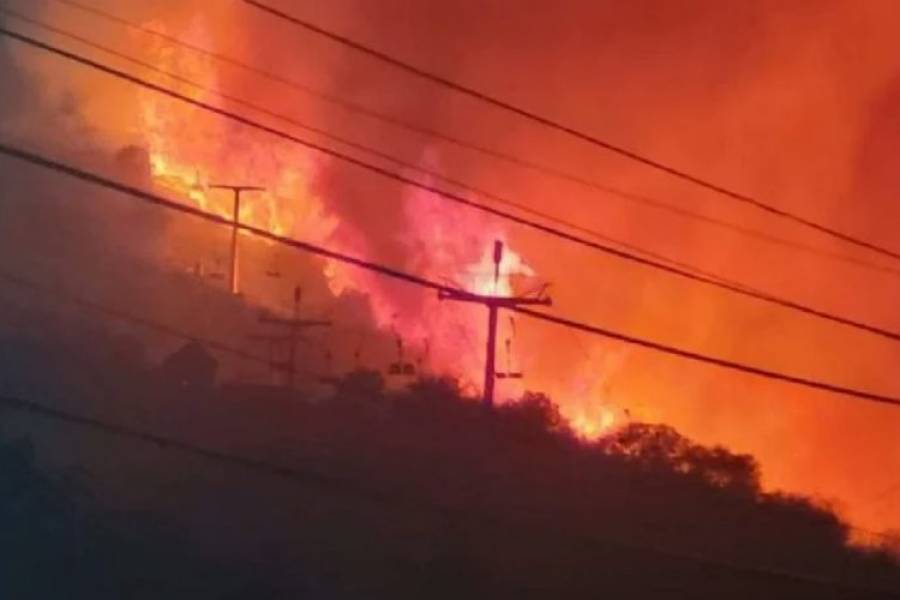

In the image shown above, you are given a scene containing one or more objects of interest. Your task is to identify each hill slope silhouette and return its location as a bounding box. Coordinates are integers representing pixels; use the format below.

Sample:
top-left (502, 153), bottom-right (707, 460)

top-left (0, 319), bottom-right (899, 598)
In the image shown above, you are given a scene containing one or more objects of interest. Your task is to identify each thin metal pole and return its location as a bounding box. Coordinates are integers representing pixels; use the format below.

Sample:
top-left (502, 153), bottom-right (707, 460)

top-left (483, 303), bottom-right (499, 408)
top-left (230, 190), bottom-right (241, 294)
top-left (287, 285), bottom-right (300, 390)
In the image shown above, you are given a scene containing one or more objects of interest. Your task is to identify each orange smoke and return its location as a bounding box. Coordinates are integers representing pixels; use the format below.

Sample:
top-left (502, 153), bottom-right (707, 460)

top-left (14, 0), bottom-right (900, 542)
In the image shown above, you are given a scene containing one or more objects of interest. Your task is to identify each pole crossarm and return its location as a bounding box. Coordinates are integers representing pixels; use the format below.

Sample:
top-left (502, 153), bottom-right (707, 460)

top-left (438, 288), bottom-right (552, 307)
top-left (258, 317), bottom-right (334, 328)
top-left (208, 184), bottom-right (266, 193)
top-left (248, 334), bottom-right (297, 343)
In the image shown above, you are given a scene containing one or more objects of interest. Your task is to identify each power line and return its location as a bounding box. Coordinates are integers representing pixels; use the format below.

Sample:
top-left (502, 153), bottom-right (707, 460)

top-left (0, 269), bottom-right (284, 371)
top-left (244, 0), bottom-right (900, 265)
top-left (0, 393), bottom-right (388, 500)
top-left (0, 6), bottom-right (746, 288)
top-left (0, 392), bottom-right (895, 596)
top-left (11, 10), bottom-right (900, 296)
top-left (2, 142), bottom-right (900, 411)
top-left (511, 306), bottom-right (900, 408)
top-left (34, 0), bottom-right (900, 278)
top-left (0, 141), bottom-right (449, 293)
top-left (5, 27), bottom-right (900, 348)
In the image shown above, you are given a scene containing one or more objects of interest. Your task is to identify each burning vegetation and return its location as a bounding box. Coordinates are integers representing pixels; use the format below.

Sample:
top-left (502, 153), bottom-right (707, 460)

top-left (1, 1), bottom-right (900, 594)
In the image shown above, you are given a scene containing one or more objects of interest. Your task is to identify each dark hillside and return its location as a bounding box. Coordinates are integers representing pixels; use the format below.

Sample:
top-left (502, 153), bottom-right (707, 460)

top-left (1, 325), bottom-right (899, 598)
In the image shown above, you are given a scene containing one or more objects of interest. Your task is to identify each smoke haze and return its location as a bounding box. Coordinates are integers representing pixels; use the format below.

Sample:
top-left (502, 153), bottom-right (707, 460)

top-left (2, 0), bottom-right (899, 539)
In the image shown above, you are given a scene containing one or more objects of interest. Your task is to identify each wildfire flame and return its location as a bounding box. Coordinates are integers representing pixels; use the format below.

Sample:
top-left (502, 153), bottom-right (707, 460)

top-left (18, 0), bottom-right (900, 546)
top-left (134, 30), bottom-right (621, 436)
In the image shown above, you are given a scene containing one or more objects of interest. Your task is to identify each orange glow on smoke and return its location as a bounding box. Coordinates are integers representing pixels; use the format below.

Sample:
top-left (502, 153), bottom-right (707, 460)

top-left (130, 16), bottom-right (568, 416)
top-left (26, 0), bottom-right (900, 542)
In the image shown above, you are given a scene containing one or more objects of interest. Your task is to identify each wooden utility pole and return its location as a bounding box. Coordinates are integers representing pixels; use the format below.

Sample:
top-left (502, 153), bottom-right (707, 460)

top-left (208, 184), bottom-right (265, 295)
top-left (439, 241), bottom-right (551, 408)
top-left (251, 286), bottom-right (332, 389)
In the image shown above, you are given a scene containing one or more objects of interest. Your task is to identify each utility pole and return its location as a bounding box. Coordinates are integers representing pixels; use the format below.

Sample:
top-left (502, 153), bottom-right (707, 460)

top-left (251, 286), bottom-right (332, 389)
top-left (439, 240), bottom-right (551, 408)
top-left (208, 184), bottom-right (265, 295)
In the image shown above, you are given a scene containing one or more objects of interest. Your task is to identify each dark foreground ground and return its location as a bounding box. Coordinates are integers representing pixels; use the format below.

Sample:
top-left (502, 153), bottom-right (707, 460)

top-left (2, 329), bottom-right (900, 599)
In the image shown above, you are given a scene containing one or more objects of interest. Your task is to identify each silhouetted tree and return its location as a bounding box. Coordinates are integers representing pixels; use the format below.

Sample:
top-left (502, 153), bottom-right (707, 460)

top-left (600, 422), bottom-right (760, 493)
top-left (498, 391), bottom-right (569, 439)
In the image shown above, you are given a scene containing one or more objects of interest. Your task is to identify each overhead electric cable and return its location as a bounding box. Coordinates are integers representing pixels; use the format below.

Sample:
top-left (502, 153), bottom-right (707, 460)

top-left (244, 0), bottom-right (900, 264)
top-left (0, 5), bottom-right (743, 286)
top-left (2, 392), bottom-right (894, 596)
top-left (34, 0), bottom-right (900, 276)
top-left (0, 141), bottom-right (450, 293)
top-left (510, 305), bottom-right (900, 408)
top-left (4, 27), bottom-right (900, 347)
top-left (0, 270), bottom-right (284, 370)
top-left (2, 142), bottom-right (900, 410)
